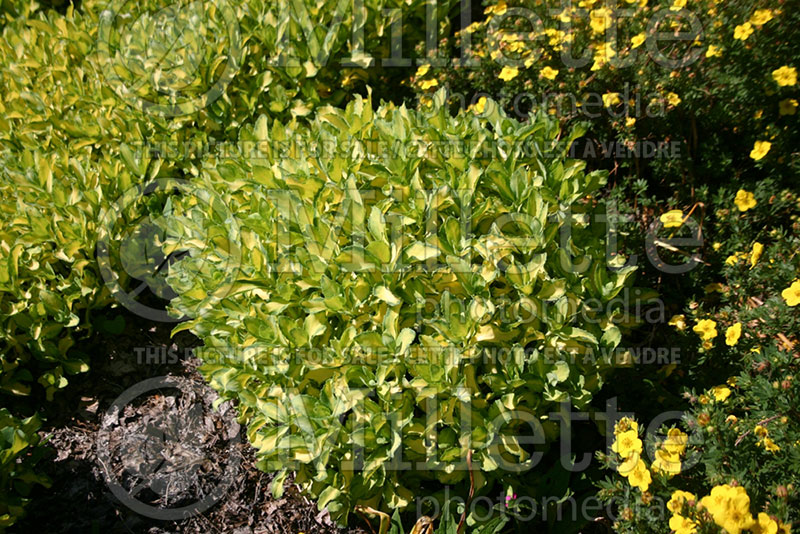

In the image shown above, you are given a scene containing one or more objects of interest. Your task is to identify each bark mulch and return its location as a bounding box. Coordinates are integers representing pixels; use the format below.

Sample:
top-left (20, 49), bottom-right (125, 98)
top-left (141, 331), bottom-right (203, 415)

top-left (13, 311), bottom-right (366, 534)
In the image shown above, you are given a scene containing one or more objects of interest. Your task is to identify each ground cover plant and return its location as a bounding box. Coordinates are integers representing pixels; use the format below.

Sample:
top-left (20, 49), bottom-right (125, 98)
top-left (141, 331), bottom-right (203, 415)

top-left (0, 0), bottom-right (798, 532)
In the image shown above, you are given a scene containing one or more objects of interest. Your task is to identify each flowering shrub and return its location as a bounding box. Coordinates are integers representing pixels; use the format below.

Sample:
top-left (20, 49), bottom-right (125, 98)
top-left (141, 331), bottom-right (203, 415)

top-left (598, 344), bottom-right (798, 534)
top-left (661, 181), bottom-right (800, 356)
top-left (413, 0), bottom-right (800, 187)
top-left (578, 134), bottom-right (800, 534)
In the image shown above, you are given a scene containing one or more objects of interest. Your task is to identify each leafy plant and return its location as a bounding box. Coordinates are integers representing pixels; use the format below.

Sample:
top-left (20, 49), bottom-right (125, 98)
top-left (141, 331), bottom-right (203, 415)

top-left (0, 409), bottom-right (49, 531)
top-left (0, 0), bottom-right (458, 397)
top-left (414, 0), bottom-right (800, 189)
top-left (597, 345), bottom-right (799, 534)
top-left (0, 0), bottom-right (458, 521)
top-left (160, 90), bottom-right (639, 521)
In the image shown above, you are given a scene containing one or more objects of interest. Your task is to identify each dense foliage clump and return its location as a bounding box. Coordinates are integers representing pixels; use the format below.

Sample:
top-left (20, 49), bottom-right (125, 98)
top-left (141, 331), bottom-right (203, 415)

top-left (160, 92), bottom-right (639, 519)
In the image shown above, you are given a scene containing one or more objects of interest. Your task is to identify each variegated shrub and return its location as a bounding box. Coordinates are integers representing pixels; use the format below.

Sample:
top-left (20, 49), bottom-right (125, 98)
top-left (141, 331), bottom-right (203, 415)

top-left (0, 409), bottom-right (48, 529)
top-left (1, 0), bottom-right (456, 521)
top-left (0, 0), bottom-right (457, 396)
top-left (160, 92), bottom-right (638, 520)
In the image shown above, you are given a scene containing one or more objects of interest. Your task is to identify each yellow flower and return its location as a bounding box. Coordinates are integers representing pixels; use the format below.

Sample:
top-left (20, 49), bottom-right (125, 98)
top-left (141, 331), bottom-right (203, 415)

top-left (669, 0), bottom-right (686, 10)
top-left (614, 417), bottom-right (638, 435)
top-left (669, 514), bottom-right (698, 534)
top-left (663, 428), bottom-right (688, 455)
top-left (773, 66), bottom-right (798, 87)
top-left (754, 512), bottom-right (779, 534)
top-left (734, 22), bottom-right (753, 41)
top-left (471, 96), bottom-right (487, 114)
top-left (782, 280), bottom-right (800, 306)
top-left (602, 92), bottom-right (622, 107)
top-left (779, 98), bottom-right (798, 115)
top-left (631, 32), bottom-right (646, 48)
top-left (463, 22), bottom-right (482, 34)
top-left (419, 78), bottom-right (439, 90)
top-left (415, 64), bottom-right (430, 77)
top-left (706, 44), bottom-right (722, 58)
top-left (750, 242), bottom-right (764, 268)
top-left (627, 459), bottom-right (652, 491)
top-left (721, 505), bottom-right (756, 533)
top-left (712, 242), bottom-right (722, 251)
top-left (750, 9), bottom-right (774, 26)
top-left (734, 189), bottom-right (757, 211)
top-left (651, 448), bottom-right (681, 475)
top-left (507, 41), bottom-right (526, 53)
top-left (540, 66), bottom-right (559, 80)
top-left (667, 92), bottom-right (681, 106)
top-left (712, 385), bottom-right (732, 402)
top-left (612, 429), bottom-right (643, 457)
top-left (725, 323), bottom-right (742, 346)
top-left (693, 319), bottom-right (718, 341)
top-left (660, 209), bottom-right (684, 228)
top-left (598, 41), bottom-right (616, 60)
top-left (754, 425), bottom-right (769, 438)
top-left (484, 0), bottom-right (507, 15)
top-left (590, 7), bottom-right (613, 33)
top-left (750, 140), bottom-right (771, 161)
top-left (726, 415), bottom-right (738, 425)
top-left (669, 314), bottom-right (687, 331)
top-left (762, 437), bottom-right (781, 452)
top-left (498, 66), bottom-right (519, 81)
top-left (625, 117), bottom-right (636, 127)
top-left (700, 486), bottom-right (729, 514)
top-left (617, 452), bottom-right (638, 476)
top-left (700, 485), bottom-right (755, 534)
top-left (667, 490), bottom-right (696, 513)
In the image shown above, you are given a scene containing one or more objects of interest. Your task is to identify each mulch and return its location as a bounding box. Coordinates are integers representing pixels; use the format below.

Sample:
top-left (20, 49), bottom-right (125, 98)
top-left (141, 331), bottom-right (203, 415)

top-left (13, 312), bottom-right (367, 534)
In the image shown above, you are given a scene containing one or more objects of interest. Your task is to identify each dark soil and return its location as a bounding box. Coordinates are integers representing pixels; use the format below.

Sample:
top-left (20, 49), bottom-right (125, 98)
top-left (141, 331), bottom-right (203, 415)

top-left (13, 311), bottom-right (366, 534)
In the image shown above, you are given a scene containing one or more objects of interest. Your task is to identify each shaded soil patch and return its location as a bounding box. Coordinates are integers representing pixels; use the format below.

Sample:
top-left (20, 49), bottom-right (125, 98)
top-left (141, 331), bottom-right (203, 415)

top-left (13, 311), bottom-right (365, 534)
